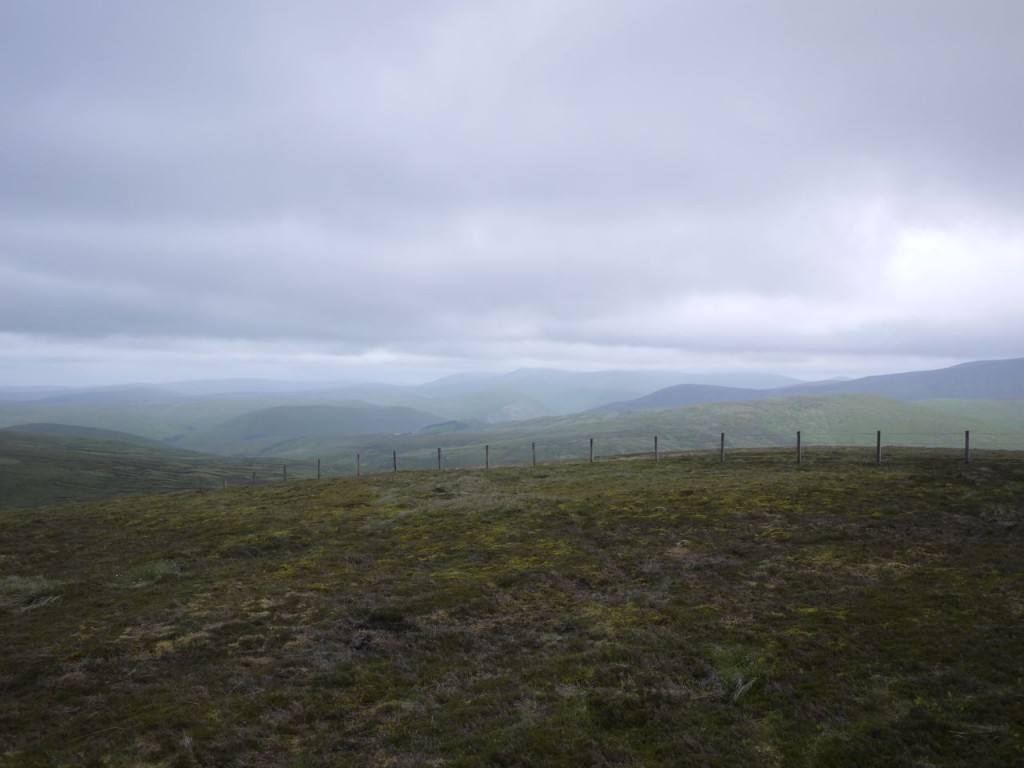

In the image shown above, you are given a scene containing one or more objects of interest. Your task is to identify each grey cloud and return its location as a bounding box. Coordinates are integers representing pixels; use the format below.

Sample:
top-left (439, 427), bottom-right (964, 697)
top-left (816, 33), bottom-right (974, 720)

top-left (2, 1), bottom-right (1023, 384)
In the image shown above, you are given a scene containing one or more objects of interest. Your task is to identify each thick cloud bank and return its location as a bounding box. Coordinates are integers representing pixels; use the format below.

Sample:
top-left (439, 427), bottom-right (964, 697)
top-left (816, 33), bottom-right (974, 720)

top-left (2, 1), bottom-right (1023, 384)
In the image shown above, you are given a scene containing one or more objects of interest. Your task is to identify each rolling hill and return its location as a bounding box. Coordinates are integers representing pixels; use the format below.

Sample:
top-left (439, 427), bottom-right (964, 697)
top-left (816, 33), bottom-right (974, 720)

top-left (194, 404), bottom-right (442, 441)
top-left (594, 357), bottom-right (1024, 411)
top-left (0, 427), bottom-right (289, 509)
top-left (2, 359), bottom-right (1022, 480)
top-left (7, 392), bottom-right (1021, 508)
top-left (5, 422), bottom-right (180, 447)
top-left (183, 393), bottom-right (1024, 473)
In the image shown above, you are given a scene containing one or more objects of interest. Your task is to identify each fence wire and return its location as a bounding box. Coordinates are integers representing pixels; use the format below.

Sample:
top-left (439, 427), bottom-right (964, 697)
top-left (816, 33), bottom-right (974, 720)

top-left (248, 429), bottom-right (1024, 482)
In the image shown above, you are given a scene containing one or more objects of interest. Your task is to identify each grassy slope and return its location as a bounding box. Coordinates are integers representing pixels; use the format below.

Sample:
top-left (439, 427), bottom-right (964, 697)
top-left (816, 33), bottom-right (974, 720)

top-left (4, 422), bottom-right (176, 447)
top-left (0, 389), bottom-right (550, 447)
top-left (216, 394), bottom-right (1024, 471)
top-left (177, 404), bottom-right (445, 454)
top-left (920, 398), bottom-right (1024, 432)
top-left (0, 429), bottom-right (291, 509)
top-left (0, 395), bottom-right (292, 442)
top-left (2, 450), bottom-right (1023, 766)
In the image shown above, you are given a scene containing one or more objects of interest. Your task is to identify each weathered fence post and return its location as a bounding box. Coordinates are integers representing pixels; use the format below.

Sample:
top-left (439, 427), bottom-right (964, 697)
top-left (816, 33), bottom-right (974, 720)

top-left (317, 459), bottom-right (321, 480)
top-left (589, 437), bottom-right (594, 464)
top-left (485, 445), bottom-right (490, 469)
top-left (531, 441), bottom-right (536, 467)
top-left (965, 430), bottom-right (971, 464)
top-left (654, 435), bottom-right (659, 463)
top-left (796, 431), bottom-right (802, 464)
top-left (392, 451), bottom-right (397, 474)
top-left (720, 432), bottom-right (725, 463)
top-left (356, 453), bottom-right (361, 477)
top-left (876, 431), bottom-right (882, 464)
top-left (437, 447), bottom-right (442, 472)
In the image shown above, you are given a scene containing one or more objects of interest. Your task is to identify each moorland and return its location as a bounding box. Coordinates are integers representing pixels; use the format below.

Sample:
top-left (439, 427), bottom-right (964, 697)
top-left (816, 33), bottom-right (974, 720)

top-left (2, 357), bottom-right (1024, 510)
top-left (2, 448), bottom-right (1023, 766)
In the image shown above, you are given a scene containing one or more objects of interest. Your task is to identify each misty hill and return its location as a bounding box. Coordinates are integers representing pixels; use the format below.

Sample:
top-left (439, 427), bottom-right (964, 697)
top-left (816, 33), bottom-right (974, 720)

top-left (200, 393), bottom-right (1024, 470)
top-left (34, 384), bottom-right (190, 405)
top-left (5, 422), bottom-right (171, 448)
top-left (184, 404), bottom-right (443, 448)
top-left (594, 384), bottom-right (768, 412)
top-left (4, 393), bottom-right (1021, 507)
top-left (416, 368), bottom-right (802, 414)
top-left (594, 357), bottom-right (1024, 412)
top-left (0, 427), bottom-right (286, 509)
top-left (794, 357), bottom-right (1024, 400)
top-left (0, 369), bottom-right (803, 441)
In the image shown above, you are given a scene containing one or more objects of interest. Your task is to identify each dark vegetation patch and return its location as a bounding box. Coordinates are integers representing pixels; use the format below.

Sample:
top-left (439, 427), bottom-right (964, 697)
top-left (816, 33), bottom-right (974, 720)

top-left (0, 428), bottom-right (292, 508)
top-left (1, 449), bottom-right (1023, 766)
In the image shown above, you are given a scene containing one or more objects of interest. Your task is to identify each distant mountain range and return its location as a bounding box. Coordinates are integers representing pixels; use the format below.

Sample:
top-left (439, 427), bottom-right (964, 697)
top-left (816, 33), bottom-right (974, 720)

top-left (3, 358), bottom-right (1024, 506)
top-left (0, 368), bottom-right (803, 415)
top-left (593, 358), bottom-right (1024, 412)
top-left (1, 359), bottom-right (1022, 466)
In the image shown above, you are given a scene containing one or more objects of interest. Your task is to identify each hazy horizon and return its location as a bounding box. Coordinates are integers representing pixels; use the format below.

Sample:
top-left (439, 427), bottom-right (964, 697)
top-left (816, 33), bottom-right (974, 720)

top-left (3, 356), bottom-right (1016, 395)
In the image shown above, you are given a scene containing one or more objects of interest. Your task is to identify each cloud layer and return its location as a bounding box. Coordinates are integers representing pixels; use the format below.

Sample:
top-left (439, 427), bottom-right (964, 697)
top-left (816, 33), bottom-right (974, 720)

top-left (3, 1), bottom-right (1023, 385)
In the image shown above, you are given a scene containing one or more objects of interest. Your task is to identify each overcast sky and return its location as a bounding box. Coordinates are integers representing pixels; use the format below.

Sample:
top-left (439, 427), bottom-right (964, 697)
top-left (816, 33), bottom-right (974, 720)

top-left (2, 1), bottom-right (1023, 387)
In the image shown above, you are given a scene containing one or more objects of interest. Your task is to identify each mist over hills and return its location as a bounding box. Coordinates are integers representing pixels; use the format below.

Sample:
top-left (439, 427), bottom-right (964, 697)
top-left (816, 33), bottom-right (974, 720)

top-left (1, 358), bottom-right (1023, 507)
top-left (0, 368), bottom-right (800, 412)
top-left (4, 422), bottom-right (176, 448)
top-left (0, 426), bottom-right (289, 508)
top-left (0, 359), bottom-right (1021, 476)
top-left (412, 369), bottom-right (803, 413)
top-left (594, 358), bottom-right (1024, 412)
top-left (0, 368), bottom-right (778, 439)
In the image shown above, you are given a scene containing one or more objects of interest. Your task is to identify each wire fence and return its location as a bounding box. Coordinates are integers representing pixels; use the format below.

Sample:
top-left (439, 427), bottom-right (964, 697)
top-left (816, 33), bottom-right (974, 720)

top-left (240, 428), bottom-right (1024, 484)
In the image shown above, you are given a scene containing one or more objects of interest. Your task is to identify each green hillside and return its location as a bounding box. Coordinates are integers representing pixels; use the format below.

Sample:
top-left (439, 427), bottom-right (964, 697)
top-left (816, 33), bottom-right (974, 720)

top-left (5, 421), bottom-right (176, 447)
top-left (0, 388), bottom-right (550, 445)
top-left (179, 404), bottom-right (443, 454)
top-left (4, 395), bottom-right (1018, 507)
top-left (918, 398), bottom-right (1024, 431)
top-left (0, 429), bottom-right (290, 509)
top-left (3, 451), bottom-right (1022, 765)
top-left (194, 394), bottom-right (1024, 473)
top-left (0, 393), bottom-right (293, 442)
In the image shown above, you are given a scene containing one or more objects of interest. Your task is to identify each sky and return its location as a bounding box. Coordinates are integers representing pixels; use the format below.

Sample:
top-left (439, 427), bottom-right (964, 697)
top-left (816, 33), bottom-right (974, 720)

top-left (2, 0), bottom-right (1023, 387)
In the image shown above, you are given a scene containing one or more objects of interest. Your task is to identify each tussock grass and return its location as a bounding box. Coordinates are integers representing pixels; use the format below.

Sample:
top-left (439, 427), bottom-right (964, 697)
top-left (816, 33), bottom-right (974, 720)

top-left (120, 559), bottom-right (183, 587)
top-left (0, 575), bottom-right (61, 611)
top-left (1, 448), bottom-right (1023, 766)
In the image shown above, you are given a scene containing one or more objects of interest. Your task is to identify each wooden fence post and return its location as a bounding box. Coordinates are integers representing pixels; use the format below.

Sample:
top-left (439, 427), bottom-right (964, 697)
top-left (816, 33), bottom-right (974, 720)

top-left (720, 432), bottom-right (725, 463)
top-left (796, 431), bottom-right (802, 464)
top-left (437, 447), bottom-right (442, 472)
top-left (965, 430), bottom-right (970, 464)
top-left (317, 458), bottom-right (321, 480)
top-left (485, 445), bottom-right (490, 469)
top-left (654, 435), bottom-right (659, 463)
top-left (589, 437), bottom-right (594, 464)
top-left (356, 453), bottom-right (361, 477)
top-left (532, 441), bottom-right (536, 467)
top-left (876, 431), bottom-right (882, 464)
top-left (393, 451), bottom-right (397, 474)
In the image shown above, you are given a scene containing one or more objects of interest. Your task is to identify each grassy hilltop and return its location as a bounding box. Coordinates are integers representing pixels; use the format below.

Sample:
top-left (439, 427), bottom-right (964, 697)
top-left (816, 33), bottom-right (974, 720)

top-left (2, 449), bottom-right (1023, 766)
top-left (0, 428), bottom-right (295, 509)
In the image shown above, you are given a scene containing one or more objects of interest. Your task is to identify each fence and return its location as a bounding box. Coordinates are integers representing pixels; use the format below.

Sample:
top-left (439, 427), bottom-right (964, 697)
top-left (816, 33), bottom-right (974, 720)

top-left (239, 428), bottom-right (1024, 485)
